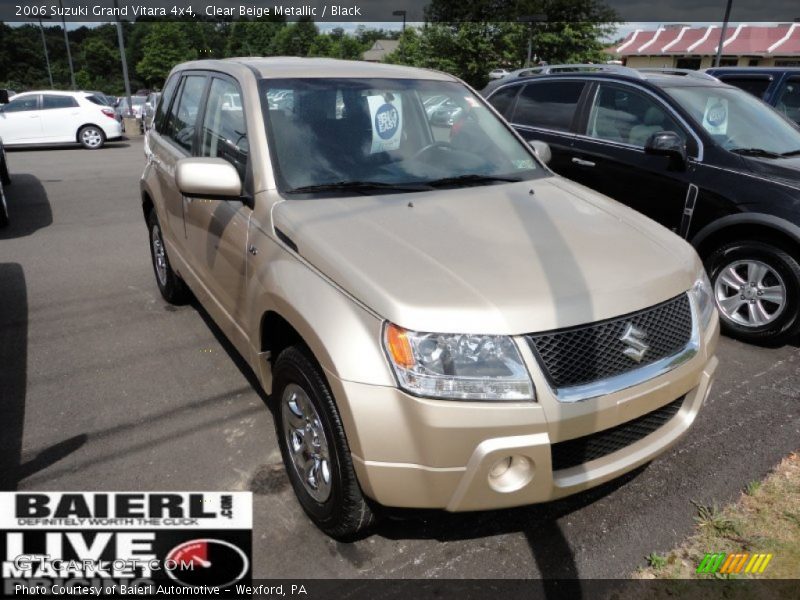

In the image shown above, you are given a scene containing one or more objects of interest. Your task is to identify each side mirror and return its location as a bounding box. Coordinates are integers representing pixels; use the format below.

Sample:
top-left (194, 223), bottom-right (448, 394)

top-left (528, 139), bottom-right (552, 165)
top-left (176, 158), bottom-right (242, 199)
top-left (644, 131), bottom-right (687, 169)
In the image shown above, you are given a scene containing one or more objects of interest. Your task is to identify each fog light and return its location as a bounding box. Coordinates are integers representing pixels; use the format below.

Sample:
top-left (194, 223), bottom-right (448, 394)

top-left (487, 455), bottom-right (534, 493)
top-left (489, 456), bottom-right (512, 479)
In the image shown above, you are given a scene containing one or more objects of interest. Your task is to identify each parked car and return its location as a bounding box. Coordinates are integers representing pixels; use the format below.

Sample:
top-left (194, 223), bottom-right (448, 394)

top-left (486, 65), bottom-right (800, 344)
top-left (143, 92), bottom-right (161, 130)
top-left (0, 90), bottom-right (122, 149)
top-left (705, 67), bottom-right (800, 126)
top-left (116, 96), bottom-right (147, 120)
top-left (0, 136), bottom-right (10, 226)
top-left (423, 94), bottom-right (463, 126)
top-left (482, 67), bottom-right (544, 96)
top-left (488, 68), bottom-right (510, 80)
top-left (142, 58), bottom-right (718, 538)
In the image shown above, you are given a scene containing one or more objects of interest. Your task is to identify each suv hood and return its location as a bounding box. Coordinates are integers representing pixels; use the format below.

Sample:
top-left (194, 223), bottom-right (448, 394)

top-left (744, 155), bottom-right (800, 190)
top-left (272, 178), bottom-right (700, 334)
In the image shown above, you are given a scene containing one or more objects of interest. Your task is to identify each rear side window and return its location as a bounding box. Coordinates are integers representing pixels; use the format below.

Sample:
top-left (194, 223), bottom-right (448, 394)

top-left (163, 75), bottom-right (207, 153)
top-left (86, 95), bottom-right (106, 106)
top-left (488, 86), bottom-right (519, 118)
top-left (512, 81), bottom-right (585, 132)
top-left (155, 74), bottom-right (181, 134)
top-left (42, 95), bottom-right (79, 109)
top-left (718, 76), bottom-right (772, 99)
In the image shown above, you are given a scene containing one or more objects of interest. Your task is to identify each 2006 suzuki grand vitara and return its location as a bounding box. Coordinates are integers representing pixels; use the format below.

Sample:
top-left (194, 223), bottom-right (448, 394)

top-left (141, 58), bottom-right (719, 538)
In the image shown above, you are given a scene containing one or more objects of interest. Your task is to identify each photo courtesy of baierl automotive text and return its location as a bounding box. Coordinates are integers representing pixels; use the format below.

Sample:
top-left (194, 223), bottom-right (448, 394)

top-left (0, 0), bottom-right (798, 597)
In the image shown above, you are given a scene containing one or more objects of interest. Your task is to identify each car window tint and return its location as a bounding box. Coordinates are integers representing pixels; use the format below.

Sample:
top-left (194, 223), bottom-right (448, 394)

top-left (164, 75), bottom-right (206, 153)
top-left (86, 95), bottom-right (105, 106)
top-left (155, 74), bottom-right (181, 133)
top-left (512, 81), bottom-right (584, 132)
top-left (775, 78), bottom-right (800, 125)
top-left (488, 86), bottom-right (519, 118)
top-left (718, 76), bottom-right (771, 99)
top-left (587, 84), bottom-right (685, 147)
top-left (42, 95), bottom-right (79, 109)
top-left (3, 96), bottom-right (38, 112)
top-left (201, 78), bottom-right (248, 181)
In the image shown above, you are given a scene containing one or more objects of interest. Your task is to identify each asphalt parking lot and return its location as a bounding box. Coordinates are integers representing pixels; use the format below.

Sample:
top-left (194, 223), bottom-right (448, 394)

top-left (0, 140), bottom-right (798, 580)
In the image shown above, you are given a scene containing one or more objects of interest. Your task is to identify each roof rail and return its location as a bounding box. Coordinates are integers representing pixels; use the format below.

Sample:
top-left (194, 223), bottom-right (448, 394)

top-left (637, 68), bottom-right (719, 81)
top-left (539, 64), bottom-right (645, 78)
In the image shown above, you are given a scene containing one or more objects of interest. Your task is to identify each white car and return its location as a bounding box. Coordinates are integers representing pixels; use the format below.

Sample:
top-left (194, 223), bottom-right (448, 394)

top-left (0, 91), bottom-right (122, 149)
top-left (488, 68), bottom-right (510, 80)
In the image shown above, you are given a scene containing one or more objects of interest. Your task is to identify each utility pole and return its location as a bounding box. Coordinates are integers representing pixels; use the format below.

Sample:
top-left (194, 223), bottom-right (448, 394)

top-left (714, 0), bottom-right (734, 68)
top-left (393, 10), bottom-right (407, 61)
top-left (518, 14), bottom-right (547, 68)
top-left (114, 0), bottom-right (133, 118)
top-left (57, 0), bottom-right (76, 89)
top-left (37, 18), bottom-right (54, 87)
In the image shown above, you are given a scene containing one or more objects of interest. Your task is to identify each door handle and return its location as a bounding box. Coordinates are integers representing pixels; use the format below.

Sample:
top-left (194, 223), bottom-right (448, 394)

top-left (572, 157), bottom-right (596, 167)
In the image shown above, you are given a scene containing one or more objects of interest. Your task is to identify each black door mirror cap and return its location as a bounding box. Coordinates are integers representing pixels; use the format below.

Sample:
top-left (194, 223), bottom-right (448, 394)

top-left (645, 131), bottom-right (688, 169)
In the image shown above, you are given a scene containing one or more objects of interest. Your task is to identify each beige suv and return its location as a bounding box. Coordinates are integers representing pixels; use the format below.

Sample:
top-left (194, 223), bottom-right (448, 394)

top-left (141, 58), bottom-right (719, 539)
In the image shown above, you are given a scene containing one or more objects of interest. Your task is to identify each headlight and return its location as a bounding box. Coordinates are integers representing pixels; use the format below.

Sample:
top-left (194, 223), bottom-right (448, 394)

top-left (690, 269), bottom-right (715, 330)
top-left (383, 324), bottom-right (535, 401)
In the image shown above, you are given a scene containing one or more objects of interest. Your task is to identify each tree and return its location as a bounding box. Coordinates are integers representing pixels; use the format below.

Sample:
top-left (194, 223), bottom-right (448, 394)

top-left (270, 18), bottom-right (319, 56)
top-left (385, 0), bottom-right (618, 88)
top-left (136, 22), bottom-right (197, 86)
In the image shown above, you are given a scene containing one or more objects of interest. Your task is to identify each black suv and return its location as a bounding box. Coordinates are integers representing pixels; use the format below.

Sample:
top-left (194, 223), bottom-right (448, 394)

top-left (486, 66), bottom-right (800, 344)
top-left (705, 67), bottom-right (800, 126)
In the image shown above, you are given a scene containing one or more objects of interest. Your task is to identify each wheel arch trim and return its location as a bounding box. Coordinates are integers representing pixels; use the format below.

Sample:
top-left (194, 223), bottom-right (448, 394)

top-left (691, 213), bottom-right (800, 253)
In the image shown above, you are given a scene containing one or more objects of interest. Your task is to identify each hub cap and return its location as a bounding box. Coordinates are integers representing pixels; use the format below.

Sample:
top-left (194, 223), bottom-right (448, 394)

top-left (81, 128), bottom-right (103, 148)
top-left (281, 383), bottom-right (332, 503)
top-left (151, 224), bottom-right (168, 286)
top-left (714, 259), bottom-right (786, 328)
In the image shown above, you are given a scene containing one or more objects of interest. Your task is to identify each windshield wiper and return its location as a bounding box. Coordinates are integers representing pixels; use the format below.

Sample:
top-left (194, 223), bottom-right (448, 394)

top-left (284, 180), bottom-right (430, 195)
top-left (779, 149), bottom-right (800, 158)
top-left (421, 174), bottom-right (522, 188)
top-left (730, 148), bottom-right (782, 159)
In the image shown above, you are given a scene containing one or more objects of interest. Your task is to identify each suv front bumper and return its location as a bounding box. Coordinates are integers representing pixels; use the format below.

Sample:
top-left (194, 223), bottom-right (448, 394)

top-left (328, 314), bottom-right (719, 511)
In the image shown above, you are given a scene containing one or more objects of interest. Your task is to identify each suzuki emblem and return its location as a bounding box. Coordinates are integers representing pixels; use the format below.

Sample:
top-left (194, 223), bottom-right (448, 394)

top-left (620, 323), bottom-right (649, 363)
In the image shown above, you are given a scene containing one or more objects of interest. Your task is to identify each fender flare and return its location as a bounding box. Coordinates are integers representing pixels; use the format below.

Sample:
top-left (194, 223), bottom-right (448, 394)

top-left (691, 213), bottom-right (800, 251)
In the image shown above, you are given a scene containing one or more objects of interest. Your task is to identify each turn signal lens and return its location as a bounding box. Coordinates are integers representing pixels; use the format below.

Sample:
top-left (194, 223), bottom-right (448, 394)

top-left (385, 323), bottom-right (415, 369)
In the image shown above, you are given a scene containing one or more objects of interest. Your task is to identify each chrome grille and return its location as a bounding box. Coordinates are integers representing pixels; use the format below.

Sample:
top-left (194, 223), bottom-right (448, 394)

top-left (527, 294), bottom-right (692, 390)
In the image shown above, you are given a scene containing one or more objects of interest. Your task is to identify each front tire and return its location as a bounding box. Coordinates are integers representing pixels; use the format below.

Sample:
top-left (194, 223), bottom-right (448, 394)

top-left (78, 125), bottom-right (106, 150)
top-left (273, 346), bottom-right (378, 540)
top-left (147, 211), bottom-right (190, 305)
top-left (706, 240), bottom-right (800, 344)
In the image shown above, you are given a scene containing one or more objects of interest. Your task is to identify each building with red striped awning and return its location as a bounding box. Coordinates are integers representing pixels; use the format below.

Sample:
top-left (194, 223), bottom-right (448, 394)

top-left (607, 23), bottom-right (800, 70)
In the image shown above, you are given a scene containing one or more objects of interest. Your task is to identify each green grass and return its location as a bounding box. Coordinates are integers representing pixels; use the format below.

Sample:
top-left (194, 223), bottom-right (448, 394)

top-left (646, 553), bottom-right (668, 569)
top-left (635, 452), bottom-right (800, 580)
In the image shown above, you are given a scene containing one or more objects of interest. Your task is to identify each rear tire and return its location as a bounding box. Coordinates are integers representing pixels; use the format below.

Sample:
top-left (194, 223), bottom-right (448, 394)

top-left (706, 240), bottom-right (800, 344)
top-left (147, 211), bottom-right (190, 305)
top-left (273, 346), bottom-right (379, 540)
top-left (78, 125), bottom-right (105, 150)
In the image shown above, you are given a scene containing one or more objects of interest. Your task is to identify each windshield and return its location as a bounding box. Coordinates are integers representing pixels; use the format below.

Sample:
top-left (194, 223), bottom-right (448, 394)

top-left (665, 85), bottom-right (800, 155)
top-left (260, 78), bottom-right (543, 194)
